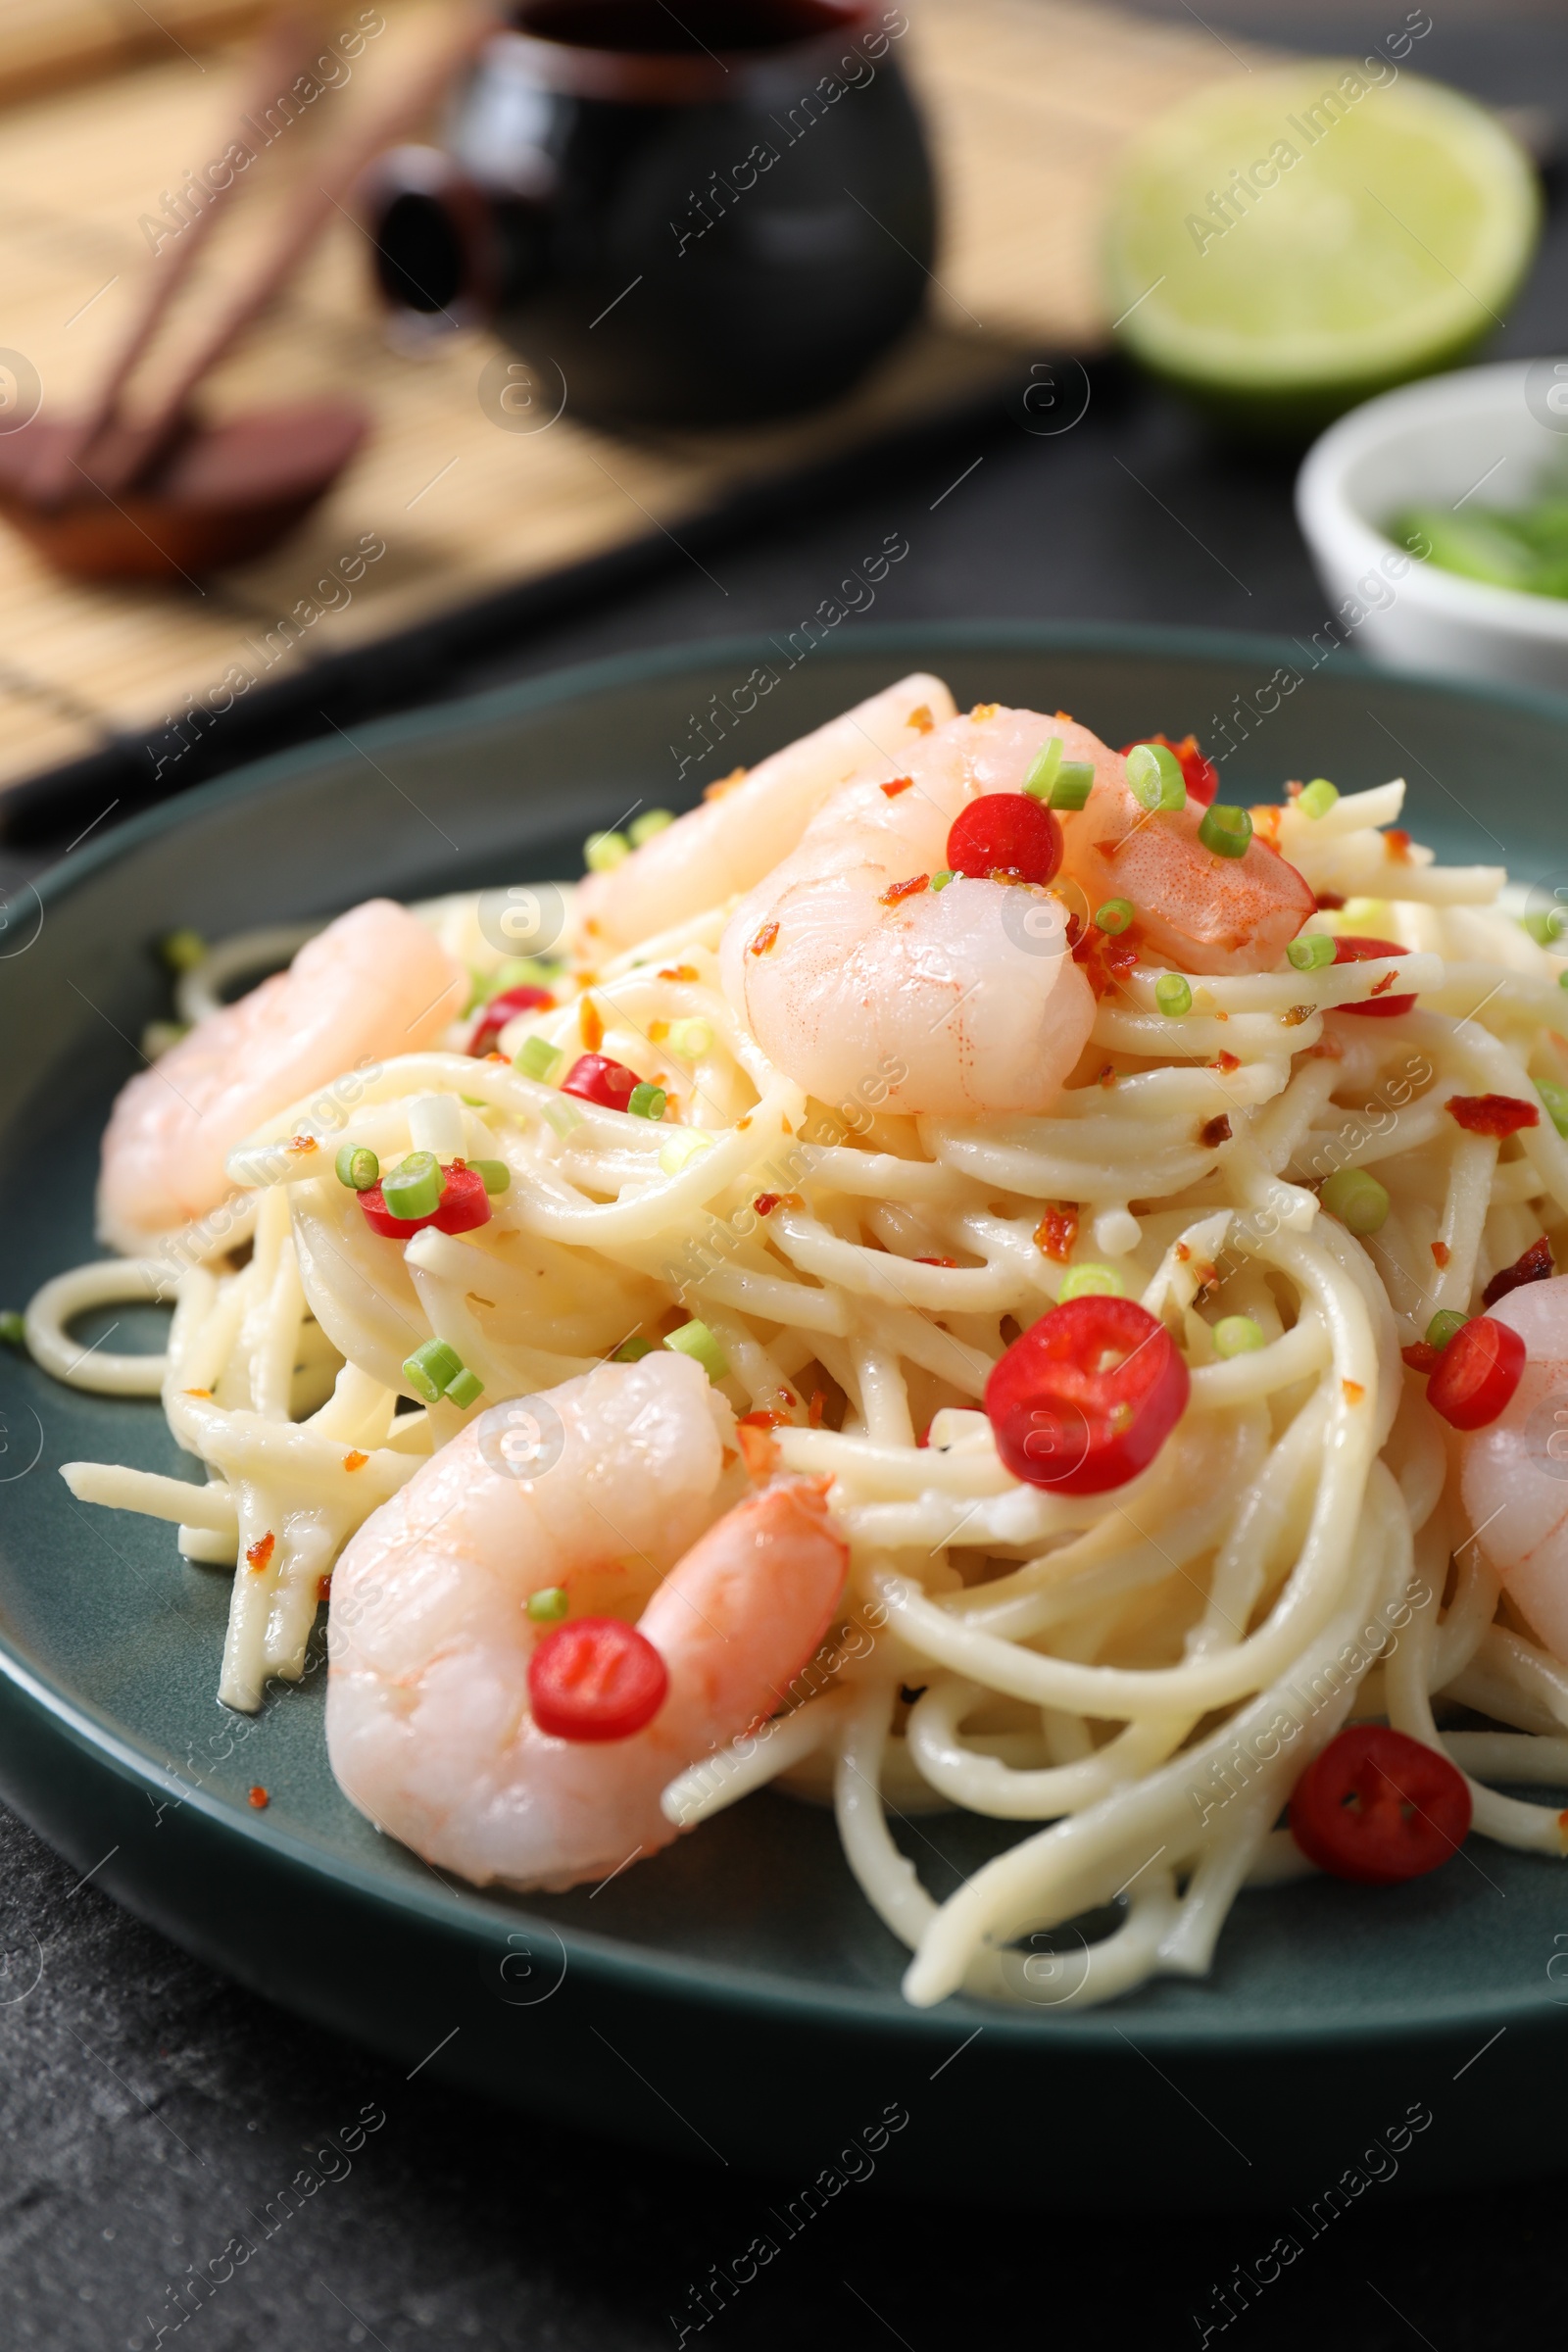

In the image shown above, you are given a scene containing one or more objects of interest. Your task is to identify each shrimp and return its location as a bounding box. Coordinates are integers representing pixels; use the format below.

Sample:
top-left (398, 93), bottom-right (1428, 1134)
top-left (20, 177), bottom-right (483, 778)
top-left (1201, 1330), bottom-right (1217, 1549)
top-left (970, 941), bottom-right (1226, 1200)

top-left (575, 672), bottom-right (956, 956)
top-left (1458, 1275), bottom-right (1568, 1664)
top-left (98, 898), bottom-right (466, 1250)
top-left (718, 702), bottom-right (1097, 1115)
top-left (1053, 715), bottom-right (1314, 975)
top-left (325, 1351), bottom-right (849, 1890)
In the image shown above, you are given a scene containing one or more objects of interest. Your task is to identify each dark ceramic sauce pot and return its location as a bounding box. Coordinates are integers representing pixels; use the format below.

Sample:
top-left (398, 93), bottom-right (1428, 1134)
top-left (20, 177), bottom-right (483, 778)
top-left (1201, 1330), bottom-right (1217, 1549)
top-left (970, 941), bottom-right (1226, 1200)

top-left (363, 1), bottom-right (935, 425)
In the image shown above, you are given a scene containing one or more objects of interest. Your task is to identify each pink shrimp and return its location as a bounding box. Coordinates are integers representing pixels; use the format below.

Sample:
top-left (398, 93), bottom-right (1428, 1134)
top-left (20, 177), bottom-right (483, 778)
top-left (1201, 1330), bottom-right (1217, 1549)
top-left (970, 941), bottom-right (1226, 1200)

top-left (97, 899), bottom-right (466, 1250)
top-left (1458, 1275), bottom-right (1568, 1663)
top-left (325, 1352), bottom-right (848, 1890)
top-left (719, 702), bottom-right (1098, 1115)
top-left (575, 672), bottom-right (956, 956)
top-left (1052, 715), bottom-right (1314, 975)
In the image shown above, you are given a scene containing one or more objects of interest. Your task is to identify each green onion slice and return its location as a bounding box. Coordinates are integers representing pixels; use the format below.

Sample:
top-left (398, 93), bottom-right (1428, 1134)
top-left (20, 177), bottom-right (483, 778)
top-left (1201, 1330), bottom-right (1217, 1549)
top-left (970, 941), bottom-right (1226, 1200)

top-left (381, 1152), bottom-right (442, 1221)
top-left (1125, 742), bottom-right (1187, 811)
top-left (1199, 804), bottom-right (1252, 859)
top-left (663, 1319), bottom-right (730, 1382)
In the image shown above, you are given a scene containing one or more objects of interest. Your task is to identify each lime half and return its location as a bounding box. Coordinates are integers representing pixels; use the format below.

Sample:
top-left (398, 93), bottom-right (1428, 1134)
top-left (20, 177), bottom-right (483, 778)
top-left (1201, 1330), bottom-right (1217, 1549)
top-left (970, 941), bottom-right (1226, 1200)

top-left (1104, 66), bottom-right (1540, 432)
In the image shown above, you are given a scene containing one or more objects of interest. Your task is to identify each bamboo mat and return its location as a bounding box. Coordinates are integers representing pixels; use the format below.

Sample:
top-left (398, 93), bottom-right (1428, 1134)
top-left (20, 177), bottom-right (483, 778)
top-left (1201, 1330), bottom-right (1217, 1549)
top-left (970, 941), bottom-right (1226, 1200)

top-left (0, 0), bottom-right (1260, 802)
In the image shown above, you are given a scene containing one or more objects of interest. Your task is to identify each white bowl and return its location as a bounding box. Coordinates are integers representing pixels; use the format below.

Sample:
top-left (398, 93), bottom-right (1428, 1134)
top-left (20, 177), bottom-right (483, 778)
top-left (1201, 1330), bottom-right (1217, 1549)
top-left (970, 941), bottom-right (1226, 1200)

top-left (1296, 358), bottom-right (1568, 691)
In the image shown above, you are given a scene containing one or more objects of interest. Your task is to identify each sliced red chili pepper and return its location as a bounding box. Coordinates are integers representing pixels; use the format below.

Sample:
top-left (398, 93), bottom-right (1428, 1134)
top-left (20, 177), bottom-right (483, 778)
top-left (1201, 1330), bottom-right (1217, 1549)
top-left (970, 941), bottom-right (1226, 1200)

top-left (359, 1162), bottom-right (492, 1240)
top-left (1426, 1313), bottom-right (1526, 1430)
top-left (1117, 732), bottom-right (1218, 807)
top-left (984, 1296), bottom-right (1190, 1494)
top-left (946, 793), bottom-right (1062, 887)
top-left (1332, 935), bottom-right (1415, 1018)
top-left (561, 1053), bottom-right (641, 1110)
top-left (467, 982), bottom-right (555, 1057)
top-left (528, 1617), bottom-right (668, 1741)
top-left (1446, 1093), bottom-right (1540, 1138)
top-left (1290, 1724), bottom-right (1471, 1886)
top-left (1401, 1341), bottom-right (1441, 1374)
top-left (1483, 1232), bottom-right (1553, 1307)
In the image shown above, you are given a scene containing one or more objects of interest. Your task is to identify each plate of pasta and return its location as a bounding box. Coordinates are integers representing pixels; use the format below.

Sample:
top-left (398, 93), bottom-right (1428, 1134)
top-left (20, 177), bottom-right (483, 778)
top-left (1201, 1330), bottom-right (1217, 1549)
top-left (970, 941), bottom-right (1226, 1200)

top-left (4, 624), bottom-right (1568, 2206)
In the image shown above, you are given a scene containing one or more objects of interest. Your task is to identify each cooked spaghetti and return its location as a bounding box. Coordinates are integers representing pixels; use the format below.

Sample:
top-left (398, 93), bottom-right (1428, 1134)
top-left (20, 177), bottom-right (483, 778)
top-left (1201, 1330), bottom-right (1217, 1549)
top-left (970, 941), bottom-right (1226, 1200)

top-left (34, 674), bottom-right (1568, 2011)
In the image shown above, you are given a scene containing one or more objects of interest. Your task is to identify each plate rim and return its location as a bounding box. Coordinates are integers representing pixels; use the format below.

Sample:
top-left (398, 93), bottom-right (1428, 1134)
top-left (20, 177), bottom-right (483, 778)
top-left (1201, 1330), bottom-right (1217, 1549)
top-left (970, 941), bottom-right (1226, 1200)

top-left (11, 616), bottom-right (1568, 2059)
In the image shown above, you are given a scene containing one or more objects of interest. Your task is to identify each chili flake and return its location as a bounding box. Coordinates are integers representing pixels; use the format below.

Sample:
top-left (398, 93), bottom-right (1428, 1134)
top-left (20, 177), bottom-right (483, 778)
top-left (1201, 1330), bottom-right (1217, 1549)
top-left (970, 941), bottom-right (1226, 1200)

top-left (1402, 1341), bottom-right (1441, 1374)
top-left (247, 1786), bottom-right (270, 1809)
top-left (754, 1193), bottom-right (781, 1217)
top-left (578, 997), bottom-right (604, 1053)
top-left (808, 1390), bottom-right (827, 1427)
top-left (1431, 1242), bottom-right (1450, 1269)
top-left (317, 1574), bottom-right (332, 1602)
top-left (343, 1450), bottom-right (368, 1472)
top-left (1446, 1094), bottom-right (1540, 1137)
top-left (1386, 828), bottom-right (1412, 862)
top-left (907, 704), bottom-right (935, 734)
top-left (971, 702), bottom-right (1000, 721)
top-left (184, 1387), bottom-right (212, 1399)
top-left (658, 964), bottom-right (699, 982)
top-left (1034, 1206), bottom-right (1079, 1262)
top-left (704, 767), bottom-right (746, 801)
top-left (749, 920), bottom-right (780, 956)
top-left (1281, 1004), bottom-right (1315, 1027)
top-left (880, 776), bottom-right (914, 798)
top-left (1315, 891), bottom-right (1347, 910)
top-left (245, 1532), bottom-right (275, 1574)
top-left (1368, 971), bottom-right (1397, 999)
top-left (879, 873), bottom-right (930, 907)
top-left (1210, 1051), bottom-right (1241, 1073)
top-left (915, 1255), bottom-right (958, 1268)
top-left (1200, 1115), bottom-right (1233, 1148)
top-left (1343, 1379), bottom-right (1365, 1406)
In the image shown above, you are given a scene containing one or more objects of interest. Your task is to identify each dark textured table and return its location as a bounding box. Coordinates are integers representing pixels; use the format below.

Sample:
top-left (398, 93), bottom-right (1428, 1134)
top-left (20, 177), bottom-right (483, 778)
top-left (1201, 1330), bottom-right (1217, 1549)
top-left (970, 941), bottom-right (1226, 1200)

top-left (6, 7), bottom-right (1568, 2346)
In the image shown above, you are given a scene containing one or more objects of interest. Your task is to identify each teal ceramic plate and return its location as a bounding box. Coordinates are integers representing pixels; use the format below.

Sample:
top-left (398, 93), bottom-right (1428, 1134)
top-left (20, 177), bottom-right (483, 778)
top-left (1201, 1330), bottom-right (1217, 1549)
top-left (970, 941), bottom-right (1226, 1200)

top-left (2, 625), bottom-right (1566, 2210)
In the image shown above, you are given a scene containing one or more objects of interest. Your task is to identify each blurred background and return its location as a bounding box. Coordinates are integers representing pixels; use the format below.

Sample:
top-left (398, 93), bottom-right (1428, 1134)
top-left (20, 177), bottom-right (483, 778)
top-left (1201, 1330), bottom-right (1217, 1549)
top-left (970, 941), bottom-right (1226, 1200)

top-left (0, 0), bottom-right (1563, 860)
top-left (1, 2), bottom-right (1566, 2345)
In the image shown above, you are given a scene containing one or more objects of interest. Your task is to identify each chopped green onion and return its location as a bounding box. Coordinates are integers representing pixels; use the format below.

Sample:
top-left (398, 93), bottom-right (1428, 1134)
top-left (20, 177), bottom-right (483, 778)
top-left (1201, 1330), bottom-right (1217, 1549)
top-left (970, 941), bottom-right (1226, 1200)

top-left (1426, 1309), bottom-right (1469, 1349)
top-left (628, 808), bottom-right (675, 847)
top-left (470, 1157), bottom-right (512, 1193)
top-left (1125, 742), bottom-right (1187, 811)
top-left (664, 1319), bottom-right (730, 1382)
top-left (1200, 805), bottom-right (1252, 859)
top-left (1537, 1078), bottom-right (1568, 1138)
top-left (1320, 1167), bottom-right (1390, 1235)
top-left (1523, 908), bottom-right (1568, 948)
top-left (1022, 736), bottom-right (1063, 802)
top-left (402, 1339), bottom-right (464, 1403)
top-left (584, 830), bottom-right (631, 871)
top-left (667, 1018), bottom-right (711, 1060)
top-left (157, 927), bottom-right (206, 972)
top-left (1154, 974), bottom-right (1192, 1016)
top-left (627, 1082), bottom-right (667, 1120)
top-left (515, 1036), bottom-right (564, 1083)
top-left (1287, 932), bottom-right (1336, 972)
top-left (1094, 899), bottom-right (1134, 935)
top-left (660, 1130), bottom-right (714, 1176)
top-left (1051, 760), bottom-right (1096, 810)
top-left (612, 1336), bottom-right (655, 1362)
top-left (526, 1587), bottom-right (569, 1623)
top-left (335, 1144), bottom-right (380, 1192)
top-left (461, 1096), bottom-right (487, 1107)
top-left (0, 1310), bottom-right (24, 1349)
top-left (445, 1366), bottom-right (485, 1409)
top-left (1297, 778), bottom-right (1339, 820)
top-left (1059, 1263), bottom-right (1129, 1300)
top-left (1213, 1315), bottom-right (1265, 1357)
top-left (1560, 969), bottom-right (1568, 992)
top-left (381, 1152), bottom-right (442, 1221)
top-left (931, 869), bottom-right (956, 891)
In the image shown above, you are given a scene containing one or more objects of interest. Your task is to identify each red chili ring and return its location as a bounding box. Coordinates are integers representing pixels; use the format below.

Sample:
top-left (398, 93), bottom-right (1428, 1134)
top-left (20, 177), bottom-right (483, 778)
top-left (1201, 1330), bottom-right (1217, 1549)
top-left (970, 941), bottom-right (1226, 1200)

top-left (1332, 935), bottom-right (1416, 1018)
top-left (984, 1295), bottom-right (1190, 1494)
top-left (359, 1161), bottom-right (492, 1240)
top-left (528, 1617), bottom-right (669, 1742)
top-left (1290, 1724), bottom-right (1472, 1885)
top-left (1425, 1313), bottom-right (1526, 1430)
top-left (946, 793), bottom-right (1063, 887)
top-left (562, 1053), bottom-right (641, 1109)
top-left (468, 982), bottom-right (555, 1057)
